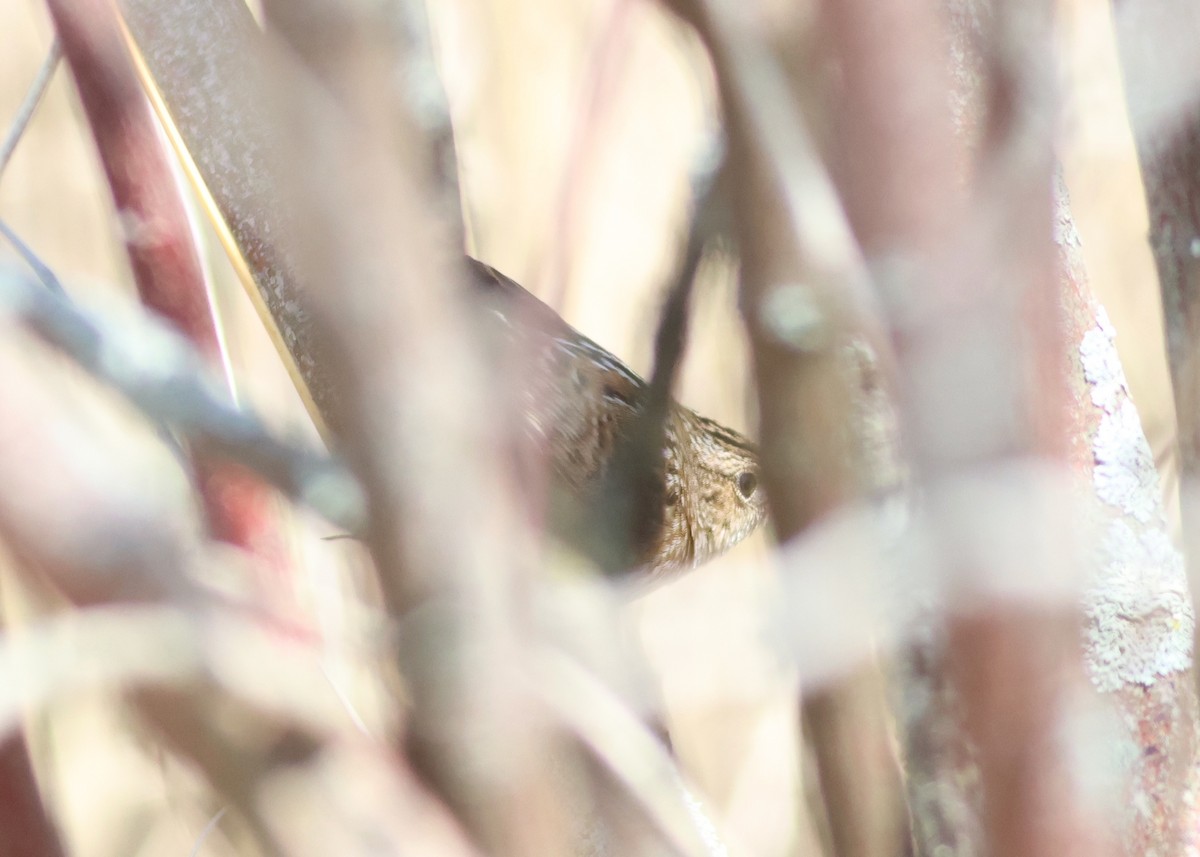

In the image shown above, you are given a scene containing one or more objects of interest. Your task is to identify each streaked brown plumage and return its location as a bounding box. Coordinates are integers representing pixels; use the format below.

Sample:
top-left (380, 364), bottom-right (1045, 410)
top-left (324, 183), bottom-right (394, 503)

top-left (468, 258), bottom-right (766, 575)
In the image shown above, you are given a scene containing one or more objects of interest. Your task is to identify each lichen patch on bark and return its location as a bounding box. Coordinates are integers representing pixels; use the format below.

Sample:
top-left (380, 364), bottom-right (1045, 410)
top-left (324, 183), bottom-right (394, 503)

top-left (1079, 309), bottom-right (1193, 691)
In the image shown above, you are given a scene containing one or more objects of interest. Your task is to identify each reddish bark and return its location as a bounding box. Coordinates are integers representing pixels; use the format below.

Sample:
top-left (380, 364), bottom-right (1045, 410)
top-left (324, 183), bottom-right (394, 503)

top-left (44, 0), bottom-right (284, 576)
top-left (1058, 228), bottom-right (1199, 856)
top-left (0, 737), bottom-right (65, 857)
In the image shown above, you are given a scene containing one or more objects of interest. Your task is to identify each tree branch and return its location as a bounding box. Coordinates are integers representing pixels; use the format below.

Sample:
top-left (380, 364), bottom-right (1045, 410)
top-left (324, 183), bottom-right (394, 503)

top-left (0, 260), bottom-right (363, 532)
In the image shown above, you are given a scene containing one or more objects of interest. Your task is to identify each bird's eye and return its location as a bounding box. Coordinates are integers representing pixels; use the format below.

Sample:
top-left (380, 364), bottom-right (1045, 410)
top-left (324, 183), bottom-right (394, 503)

top-left (736, 471), bottom-right (758, 500)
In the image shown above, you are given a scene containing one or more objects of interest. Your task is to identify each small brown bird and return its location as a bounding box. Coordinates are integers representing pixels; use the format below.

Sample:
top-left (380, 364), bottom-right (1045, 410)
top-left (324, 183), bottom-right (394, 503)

top-left (468, 258), bottom-right (766, 576)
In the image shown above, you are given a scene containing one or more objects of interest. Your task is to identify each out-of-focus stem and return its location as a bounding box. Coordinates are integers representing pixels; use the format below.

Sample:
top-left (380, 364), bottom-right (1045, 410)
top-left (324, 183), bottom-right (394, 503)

top-left (45, 0), bottom-right (286, 577)
top-left (660, 4), bottom-right (910, 856)
top-left (1111, 0), bottom-right (1200, 846)
top-left (0, 39), bottom-right (60, 180)
top-left (0, 734), bottom-right (66, 857)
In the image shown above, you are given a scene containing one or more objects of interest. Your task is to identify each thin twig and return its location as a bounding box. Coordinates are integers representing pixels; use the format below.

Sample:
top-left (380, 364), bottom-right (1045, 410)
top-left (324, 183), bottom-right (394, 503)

top-left (641, 148), bottom-right (726, 438)
top-left (0, 39), bottom-right (61, 180)
top-left (667, 0), bottom-right (885, 336)
top-left (0, 220), bottom-right (66, 295)
top-left (189, 807), bottom-right (228, 857)
top-left (0, 259), bottom-right (365, 532)
top-left (584, 146), bottom-right (725, 574)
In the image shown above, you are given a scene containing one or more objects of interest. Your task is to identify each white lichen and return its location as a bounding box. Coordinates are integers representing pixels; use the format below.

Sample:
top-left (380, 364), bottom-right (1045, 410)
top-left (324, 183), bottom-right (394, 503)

top-left (1077, 312), bottom-right (1194, 691)
top-left (1093, 399), bottom-right (1161, 525)
top-left (1079, 320), bottom-right (1123, 412)
top-left (1053, 169), bottom-right (1084, 251)
top-left (1084, 518), bottom-right (1192, 691)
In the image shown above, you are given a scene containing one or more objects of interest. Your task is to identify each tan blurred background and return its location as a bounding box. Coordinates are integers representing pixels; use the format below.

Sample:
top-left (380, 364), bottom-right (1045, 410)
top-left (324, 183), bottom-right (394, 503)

top-left (0, 0), bottom-right (1175, 855)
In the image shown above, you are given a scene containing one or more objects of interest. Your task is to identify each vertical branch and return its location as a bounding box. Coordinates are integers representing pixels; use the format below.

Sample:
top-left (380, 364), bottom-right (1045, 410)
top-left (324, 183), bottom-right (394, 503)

top-left (250, 3), bottom-right (580, 854)
top-left (1112, 0), bottom-right (1200, 466)
top-left (911, 1), bottom-right (1192, 854)
top-left (1059, 206), bottom-right (1198, 855)
top-left (1112, 0), bottom-right (1200, 649)
top-left (660, 4), bottom-right (910, 857)
top-left (585, 158), bottom-right (719, 574)
top-left (1110, 0), bottom-right (1200, 847)
top-left (841, 0), bottom-right (1200, 851)
top-left (911, 3), bottom-right (1095, 855)
top-left (44, 0), bottom-right (284, 575)
top-left (813, 5), bottom-right (971, 853)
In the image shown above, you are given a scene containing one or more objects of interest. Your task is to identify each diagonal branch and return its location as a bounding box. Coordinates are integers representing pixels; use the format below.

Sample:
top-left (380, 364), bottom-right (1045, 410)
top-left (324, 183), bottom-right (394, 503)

top-left (45, 0), bottom-right (297, 578)
top-left (0, 39), bottom-right (60, 181)
top-left (583, 151), bottom-right (725, 574)
top-left (660, 4), bottom-right (911, 857)
top-left (0, 260), bottom-right (364, 532)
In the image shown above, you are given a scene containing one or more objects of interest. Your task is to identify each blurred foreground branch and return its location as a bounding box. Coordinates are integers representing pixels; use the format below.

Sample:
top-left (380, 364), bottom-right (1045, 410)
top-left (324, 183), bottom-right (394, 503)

top-left (657, 4), bottom-right (913, 857)
top-left (0, 260), bottom-right (363, 532)
top-left (45, 0), bottom-right (296, 576)
top-left (0, 0), bottom-right (1192, 855)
